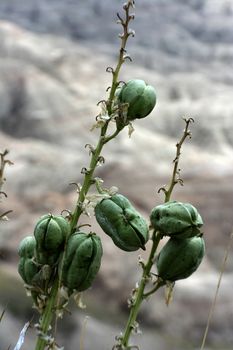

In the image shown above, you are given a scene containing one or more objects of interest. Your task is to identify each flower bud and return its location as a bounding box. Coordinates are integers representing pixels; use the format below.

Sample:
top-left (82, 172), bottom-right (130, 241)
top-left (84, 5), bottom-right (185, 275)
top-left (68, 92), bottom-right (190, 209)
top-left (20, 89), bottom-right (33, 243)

top-left (34, 214), bottom-right (70, 265)
top-left (156, 236), bottom-right (205, 282)
top-left (117, 79), bottom-right (156, 120)
top-left (95, 194), bottom-right (149, 251)
top-left (62, 232), bottom-right (103, 294)
top-left (150, 201), bottom-right (203, 239)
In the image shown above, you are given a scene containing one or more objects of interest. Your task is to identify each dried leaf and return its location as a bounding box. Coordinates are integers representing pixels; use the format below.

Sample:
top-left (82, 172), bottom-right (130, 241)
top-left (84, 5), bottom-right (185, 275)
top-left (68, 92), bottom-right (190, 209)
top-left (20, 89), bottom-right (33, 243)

top-left (128, 122), bottom-right (135, 137)
top-left (73, 292), bottom-right (86, 309)
top-left (164, 282), bottom-right (174, 306)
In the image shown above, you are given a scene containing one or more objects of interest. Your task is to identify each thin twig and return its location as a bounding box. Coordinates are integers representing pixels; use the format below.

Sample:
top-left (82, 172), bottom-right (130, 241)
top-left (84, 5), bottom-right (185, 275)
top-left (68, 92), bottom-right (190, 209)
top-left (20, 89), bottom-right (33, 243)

top-left (200, 230), bottom-right (233, 350)
top-left (0, 150), bottom-right (13, 219)
top-left (159, 118), bottom-right (194, 202)
top-left (0, 149), bottom-right (13, 193)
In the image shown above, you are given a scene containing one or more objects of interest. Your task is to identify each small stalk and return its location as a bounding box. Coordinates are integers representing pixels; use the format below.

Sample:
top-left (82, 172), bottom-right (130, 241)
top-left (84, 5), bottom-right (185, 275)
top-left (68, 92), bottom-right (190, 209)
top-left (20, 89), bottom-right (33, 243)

top-left (0, 149), bottom-right (13, 220)
top-left (163, 118), bottom-right (194, 202)
top-left (0, 149), bottom-right (12, 192)
top-left (69, 126), bottom-right (108, 233)
top-left (121, 231), bottom-right (162, 347)
top-left (118, 118), bottom-right (194, 349)
top-left (200, 230), bottom-right (233, 350)
top-left (107, 0), bottom-right (135, 115)
top-left (35, 278), bottom-right (59, 350)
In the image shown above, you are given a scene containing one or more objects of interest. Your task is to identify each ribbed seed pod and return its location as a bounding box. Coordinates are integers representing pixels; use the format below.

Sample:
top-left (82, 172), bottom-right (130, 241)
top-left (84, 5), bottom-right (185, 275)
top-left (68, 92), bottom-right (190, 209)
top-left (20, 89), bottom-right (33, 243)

top-left (95, 194), bottom-right (149, 251)
top-left (34, 214), bottom-right (70, 265)
top-left (62, 232), bottom-right (103, 293)
top-left (156, 236), bottom-right (205, 282)
top-left (117, 79), bottom-right (156, 121)
top-left (18, 236), bottom-right (36, 258)
top-left (150, 201), bottom-right (203, 239)
top-left (18, 236), bottom-right (39, 285)
top-left (18, 257), bottom-right (40, 285)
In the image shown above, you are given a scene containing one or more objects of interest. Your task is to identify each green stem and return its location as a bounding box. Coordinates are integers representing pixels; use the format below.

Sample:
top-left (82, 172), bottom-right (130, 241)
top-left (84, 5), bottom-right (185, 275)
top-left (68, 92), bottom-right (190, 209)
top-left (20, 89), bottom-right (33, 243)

top-left (70, 1), bottom-right (134, 232)
top-left (69, 126), bottom-right (107, 233)
top-left (121, 231), bottom-right (162, 348)
top-left (164, 118), bottom-right (193, 202)
top-left (120, 118), bottom-right (194, 349)
top-left (35, 278), bottom-right (59, 350)
top-left (107, 1), bottom-right (134, 117)
top-left (34, 129), bottom-right (109, 350)
top-left (143, 279), bottom-right (165, 299)
top-left (33, 3), bottom-right (135, 349)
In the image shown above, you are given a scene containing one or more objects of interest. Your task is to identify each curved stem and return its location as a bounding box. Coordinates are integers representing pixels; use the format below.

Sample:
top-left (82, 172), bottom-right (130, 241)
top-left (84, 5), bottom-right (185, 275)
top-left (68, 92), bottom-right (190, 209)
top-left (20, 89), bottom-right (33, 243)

top-left (143, 279), bottom-right (165, 299)
top-left (200, 230), bottom-right (233, 350)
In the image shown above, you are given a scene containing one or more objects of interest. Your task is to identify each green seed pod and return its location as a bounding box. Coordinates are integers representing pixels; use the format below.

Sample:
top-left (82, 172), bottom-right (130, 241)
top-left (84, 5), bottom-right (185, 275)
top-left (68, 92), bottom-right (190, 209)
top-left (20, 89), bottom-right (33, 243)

top-left (18, 235), bottom-right (41, 286)
top-left (62, 232), bottom-right (103, 293)
top-left (117, 79), bottom-right (156, 120)
top-left (156, 236), bottom-right (205, 282)
top-left (18, 236), bottom-right (36, 258)
top-left (34, 214), bottom-right (69, 265)
top-left (18, 257), bottom-right (39, 285)
top-left (95, 194), bottom-right (149, 251)
top-left (150, 201), bottom-right (203, 239)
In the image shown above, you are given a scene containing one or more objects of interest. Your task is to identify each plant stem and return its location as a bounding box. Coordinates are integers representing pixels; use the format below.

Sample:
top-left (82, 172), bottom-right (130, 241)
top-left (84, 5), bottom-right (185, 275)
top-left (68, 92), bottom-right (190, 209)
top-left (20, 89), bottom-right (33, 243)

top-left (34, 3), bottom-right (135, 349)
top-left (0, 149), bottom-right (13, 219)
top-left (119, 118), bottom-right (194, 349)
top-left (121, 231), bottom-right (162, 347)
top-left (107, 1), bottom-right (135, 115)
top-left (0, 149), bottom-right (10, 191)
top-left (35, 278), bottom-right (59, 350)
top-left (200, 230), bottom-right (233, 350)
top-left (70, 0), bottom-right (134, 232)
top-left (164, 118), bottom-right (193, 202)
top-left (69, 125), bottom-right (108, 233)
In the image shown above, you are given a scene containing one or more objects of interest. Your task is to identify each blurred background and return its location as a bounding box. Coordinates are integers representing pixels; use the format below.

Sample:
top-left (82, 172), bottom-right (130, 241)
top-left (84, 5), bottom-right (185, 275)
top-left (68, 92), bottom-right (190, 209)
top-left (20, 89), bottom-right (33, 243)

top-left (0, 0), bottom-right (233, 349)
